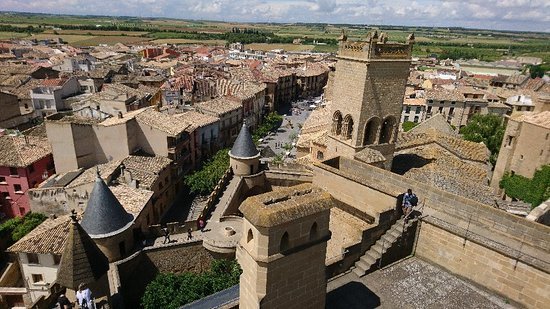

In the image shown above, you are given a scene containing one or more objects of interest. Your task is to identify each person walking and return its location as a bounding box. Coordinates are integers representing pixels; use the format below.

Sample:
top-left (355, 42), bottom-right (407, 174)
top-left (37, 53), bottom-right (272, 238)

top-left (162, 226), bottom-right (171, 244)
top-left (187, 228), bottom-right (193, 240)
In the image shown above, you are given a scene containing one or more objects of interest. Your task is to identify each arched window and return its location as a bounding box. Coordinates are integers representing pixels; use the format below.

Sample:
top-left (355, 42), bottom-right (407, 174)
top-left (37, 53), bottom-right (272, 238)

top-left (363, 117), bottom-right (380, 145)
top-left (280, 232), bottom-right (290, 252)
top-left (247, 229), bottom-right (253, 243)
top-left (342, 115), bottom-right (353, 139)
top-left (309, 222), bottom-right (318, 241)
top-left (379, 116), bottom-right (396, 144)
top-left (331, 111), bottom-right (343, 135)
top-left (316, 151), bottom-right (324, 160)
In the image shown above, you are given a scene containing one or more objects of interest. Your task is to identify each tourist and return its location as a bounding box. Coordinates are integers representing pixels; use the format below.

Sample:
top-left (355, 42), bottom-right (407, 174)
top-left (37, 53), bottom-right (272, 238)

top-left (76, 283), bottom-right (94, 309)
top-left (162, 226), bottom-right (171, 244)
top-left (198, 217), bottom-right (206, 232)
top-left (57, 293), bottom-right (72, 309)
top-left (187, 228), bottom-right (193, 240)
top-left (402, 189), bottom-right (418, 221)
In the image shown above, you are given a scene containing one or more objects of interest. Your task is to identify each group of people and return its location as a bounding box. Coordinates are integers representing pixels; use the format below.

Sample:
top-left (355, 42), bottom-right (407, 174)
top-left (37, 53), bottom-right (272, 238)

top-left (162, 216), bottom-right (207, 244)
top-left (57, 283), bottom-right (94, 309)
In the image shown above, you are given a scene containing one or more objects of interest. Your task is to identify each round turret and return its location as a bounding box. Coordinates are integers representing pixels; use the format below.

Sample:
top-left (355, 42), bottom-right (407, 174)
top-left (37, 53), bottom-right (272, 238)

top-left (229, 123), bottom-right (260, 176)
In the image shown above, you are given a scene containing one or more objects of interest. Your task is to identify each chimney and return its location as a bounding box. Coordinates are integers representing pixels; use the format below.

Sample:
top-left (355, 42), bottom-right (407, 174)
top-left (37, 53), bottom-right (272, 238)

top-left (49, 213), bottom-right (57, 220)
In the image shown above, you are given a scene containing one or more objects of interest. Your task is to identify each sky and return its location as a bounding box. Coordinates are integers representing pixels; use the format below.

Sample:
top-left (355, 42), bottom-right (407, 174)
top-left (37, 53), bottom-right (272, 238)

top-left (1, 0), bottom-right (549, 32)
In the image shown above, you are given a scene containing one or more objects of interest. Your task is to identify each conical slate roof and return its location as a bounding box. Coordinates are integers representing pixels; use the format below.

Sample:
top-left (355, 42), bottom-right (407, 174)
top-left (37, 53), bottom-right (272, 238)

top-left (80, 174), bottom-right (133, 237)
top-left (230, 123), bottom-right (259, 159)
top-left (57, 212), bottom-right (109, 290)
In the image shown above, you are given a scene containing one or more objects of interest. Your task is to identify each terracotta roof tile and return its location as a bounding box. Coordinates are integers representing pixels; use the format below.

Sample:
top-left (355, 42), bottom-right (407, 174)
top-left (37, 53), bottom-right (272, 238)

top-left (0, 135), bottom-right (52, 167)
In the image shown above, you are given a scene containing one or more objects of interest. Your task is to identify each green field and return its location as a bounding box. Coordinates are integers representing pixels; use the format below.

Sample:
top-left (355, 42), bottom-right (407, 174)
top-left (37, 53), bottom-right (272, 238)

top-left (0, 12), bottom-right (548, 62)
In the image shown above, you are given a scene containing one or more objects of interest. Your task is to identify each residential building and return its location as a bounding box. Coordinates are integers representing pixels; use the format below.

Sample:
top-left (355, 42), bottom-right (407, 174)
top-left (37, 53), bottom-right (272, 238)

top-left (491, 111), bottom-right (550, 190)
top-left (401, 98), bottom-right (426, 125)
top-left (53, 55), bottom-right (96, 73)
top-left (0, 134), bottom-right (54, 218)
top-left (174, 111), bottom-right (220, 164)
top-left (195, 97), bottom-right (242, 146)
top-left (505, 94), bottom-right (535, 114)
top-left (31, 77), bottom-right (80, 117)
top-left (29, 155), bottom-right (172, 229)
top-left (45, 108), bottom-right (193, 188)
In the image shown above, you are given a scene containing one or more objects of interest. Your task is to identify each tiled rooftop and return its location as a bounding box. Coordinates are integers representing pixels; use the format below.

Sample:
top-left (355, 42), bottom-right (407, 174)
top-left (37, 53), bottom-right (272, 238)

top-left (425, 89), bottom-right (464, 102)
top-left (510, 111), bottom-right (550, 129)
top-left (8, 215), bottom-right (72, 254)
top-left (110, 184), bottom-right (153, 216)
top-left (173, 111), bottom-right (220, 130)
top-left (397, 128), bottom-right (489, 163)
top-left (196, 96), bottom-right (242, 115)
top-left (135, 109), bottom-right (192, 136)
top-left (0, 134), bottom-right (52, 167)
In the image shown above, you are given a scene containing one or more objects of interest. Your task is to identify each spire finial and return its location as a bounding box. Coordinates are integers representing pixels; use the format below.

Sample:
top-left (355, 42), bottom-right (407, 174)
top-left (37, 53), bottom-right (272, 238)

top-left (70, 209), bottom-right (78, 223)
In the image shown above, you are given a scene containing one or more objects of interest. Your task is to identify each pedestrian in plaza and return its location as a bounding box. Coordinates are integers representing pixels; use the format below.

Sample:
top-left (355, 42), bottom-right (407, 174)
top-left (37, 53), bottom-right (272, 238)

top-left (187, 228), bottom-right (193, 240)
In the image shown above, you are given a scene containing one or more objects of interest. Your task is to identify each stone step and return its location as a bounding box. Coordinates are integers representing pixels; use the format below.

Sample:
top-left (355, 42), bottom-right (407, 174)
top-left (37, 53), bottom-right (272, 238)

top-left (366, 250), bottom-right (380, 261)
top-left (355, 259), bottom-right (371, 273)
top-left (371, 243), bottom-right (388, 255)
top-left (360, 254), bottom-right (377, 266)
top-left (381, 233), bottom-right (397, 243)
top-left (390, 229), bottom-right (402, 239)
top-left (352, 266), bottom-right (366, 277)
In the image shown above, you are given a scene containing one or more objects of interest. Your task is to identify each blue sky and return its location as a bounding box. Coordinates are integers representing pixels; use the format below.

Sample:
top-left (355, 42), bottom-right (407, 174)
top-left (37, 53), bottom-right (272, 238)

top-left (1, 0), bottom-right (549, 32)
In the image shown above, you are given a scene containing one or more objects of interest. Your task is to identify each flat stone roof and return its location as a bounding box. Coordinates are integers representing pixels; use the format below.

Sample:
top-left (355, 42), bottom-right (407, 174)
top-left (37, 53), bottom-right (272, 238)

top-left (240, 183), bottom-right (332, 227)
top-left (326, 257), bottom-right (516, 308)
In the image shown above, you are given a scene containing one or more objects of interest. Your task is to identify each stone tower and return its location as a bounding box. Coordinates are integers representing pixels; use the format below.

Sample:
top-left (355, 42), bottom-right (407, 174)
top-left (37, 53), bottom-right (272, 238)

top-left (229, 123), bottom-right (261, 176)
top-left (237, 184), bottom-right (332, 309)
top-left (327, 31), bottom-right (414, 168)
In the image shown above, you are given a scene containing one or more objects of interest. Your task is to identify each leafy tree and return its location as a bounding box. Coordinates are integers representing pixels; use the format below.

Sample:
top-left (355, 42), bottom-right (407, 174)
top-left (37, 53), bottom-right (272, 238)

top-left (0, 212), bottom-right (47, 244)
top-left (459, 114), bottom-right (505, 165)
top-left (141, 259), bottom-right (241, 309)
top-left (184, 149), bottom-right (230, 195)
top-left (500, 165), bottom-right (550, 208)
top-left (528, 65), bottom-right (545, 79)
top-left (252, 112), bottom-right (283, 142)
top-left (402, 121), bottom-right (418, 132)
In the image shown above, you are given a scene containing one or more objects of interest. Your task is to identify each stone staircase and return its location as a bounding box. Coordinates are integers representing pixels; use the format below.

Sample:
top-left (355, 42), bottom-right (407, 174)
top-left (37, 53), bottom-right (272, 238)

top-left (352, 218), bottom-right (411, 277)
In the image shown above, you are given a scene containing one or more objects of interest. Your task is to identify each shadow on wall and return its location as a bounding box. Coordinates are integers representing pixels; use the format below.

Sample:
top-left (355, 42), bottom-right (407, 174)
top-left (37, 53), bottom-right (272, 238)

top-left (391, 154), bottom-right (434, 175)
top-left (326, 281), bottom-right (381, 309)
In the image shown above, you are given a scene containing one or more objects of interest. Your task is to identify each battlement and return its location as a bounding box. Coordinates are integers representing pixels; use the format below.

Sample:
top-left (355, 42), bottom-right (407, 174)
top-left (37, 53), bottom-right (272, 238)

top-left (337, 31), bottom-right (414, 61)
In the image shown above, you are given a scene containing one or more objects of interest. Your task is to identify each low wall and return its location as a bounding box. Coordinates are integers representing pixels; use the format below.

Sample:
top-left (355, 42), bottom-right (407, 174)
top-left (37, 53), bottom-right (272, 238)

top-left (113, 241), bottom-right (216, 308)
top-left (416, 220), bottom-right (549, 309)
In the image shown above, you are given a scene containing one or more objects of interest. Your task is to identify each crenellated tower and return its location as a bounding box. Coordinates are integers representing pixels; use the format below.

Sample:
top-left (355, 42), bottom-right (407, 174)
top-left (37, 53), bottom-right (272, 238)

top-left (327, 31), bottom-right (414, 169)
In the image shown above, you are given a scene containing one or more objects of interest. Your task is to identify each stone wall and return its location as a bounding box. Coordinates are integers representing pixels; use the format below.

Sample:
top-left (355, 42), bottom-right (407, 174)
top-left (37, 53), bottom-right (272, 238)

top-left (526, 199), bottom-right (550, 225)
top-left (313, 157), bottom-right (550, 307)
top-left (416, 220), bottom-right (549, 309)
top-left (113, 241), bottom-right (216, 308)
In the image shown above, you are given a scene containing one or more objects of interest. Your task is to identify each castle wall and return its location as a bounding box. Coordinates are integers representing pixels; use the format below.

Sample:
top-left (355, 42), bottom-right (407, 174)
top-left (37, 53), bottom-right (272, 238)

top-left (313, 157), bottom-right (550, 307)
top-left (416, 220), bottom-right (549, 309)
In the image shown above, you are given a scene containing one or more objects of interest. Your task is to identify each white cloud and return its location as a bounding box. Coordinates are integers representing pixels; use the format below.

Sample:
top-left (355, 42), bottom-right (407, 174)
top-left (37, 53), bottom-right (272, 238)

top-left (0, 0), bottom-right (548, 31)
